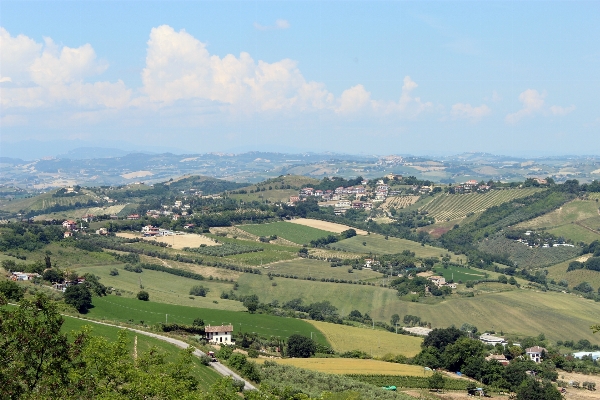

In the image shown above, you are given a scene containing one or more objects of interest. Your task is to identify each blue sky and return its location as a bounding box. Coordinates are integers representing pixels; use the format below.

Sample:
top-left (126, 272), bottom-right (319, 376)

top-left (1, 1), bottom-right (599, 157)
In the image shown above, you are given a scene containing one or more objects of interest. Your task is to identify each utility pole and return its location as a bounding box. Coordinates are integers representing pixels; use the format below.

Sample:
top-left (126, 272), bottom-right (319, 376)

top-left (166, 314), bottom-right (168, 323)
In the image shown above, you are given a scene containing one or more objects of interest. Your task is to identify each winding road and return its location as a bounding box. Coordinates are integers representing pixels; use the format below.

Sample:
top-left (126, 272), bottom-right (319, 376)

top-left (67, 315), bottom-right (256, 391)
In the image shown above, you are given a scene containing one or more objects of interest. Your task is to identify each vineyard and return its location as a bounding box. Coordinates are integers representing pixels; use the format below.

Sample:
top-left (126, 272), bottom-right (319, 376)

top-left (420, 188), bottom-right (543, 221)
top-left (382, 196), bottom-right (420, 211)
top-left (346, 374), bottom-right (470, 390)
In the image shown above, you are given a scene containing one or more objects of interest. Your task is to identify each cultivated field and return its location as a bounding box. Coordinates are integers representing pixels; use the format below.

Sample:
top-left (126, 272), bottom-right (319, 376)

top-left (88, 296), bottom-right (330, 346)
top-left (307, 321), bottom-right (423, 358)
top-left (256, 358), bottom-right (430, 376)
top-left (78, 264), bottom-right (244, 311)
top-left (237, 222), bottom-right (331, 245)
top-left (517, 199), bottom-right (600, 230)
top-left (34, 204), bottom-right (129, 221)
top-left (546, 257), bottom-right (600, 292)
top-left (265, 258), bottom-right (381, 281)
top-left (382, 196), bottom-right (421, 211)
top-left (116, 232), bottom-right (219, 249)
top-left (432, 265), bottom-right (487, 282)
top-left (420, 188), bottom-right (543, 221)
top-left (333, 233), bottom-right (464, 261)
top-left (286, 218), bottom-right (368, 235)
top-left (61, 316), bottom-right (221, 390)
top-left (0, 190), bottom-right (99, 213)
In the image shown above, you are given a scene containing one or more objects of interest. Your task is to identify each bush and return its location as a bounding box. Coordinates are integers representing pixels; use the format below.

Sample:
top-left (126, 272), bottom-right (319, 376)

top-left (0, 280), bottom-right (25, 301)
top-left (137, 290), bottom-right (149, 301)
top-left (247, 349), bottom-right (259, 358)
top-left (287, 334), bottom-right (316, 358)
top-left (189, 285), bottom-right (209, 297)
top-left (109, 268), bottom-right (119, 276)
top-left (124, 264), bottom-right (143, 273)
top-left (64, 284), bottom-right (92, 313)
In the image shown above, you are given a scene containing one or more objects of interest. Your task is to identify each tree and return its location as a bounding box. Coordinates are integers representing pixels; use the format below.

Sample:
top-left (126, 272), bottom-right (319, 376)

top-left (508, 276), bottom-right (517, 285)
top-left (516, 378), bottom-right (562, 400)
top-left (428, 371), bottom-right (445, 392)
top-left (137, 290), bottom-right (150, 301)
top-left (43, 268), bottom-right (64, 283)
top-left (189, 285), bottom-right (209, 297)
top-left (390, 313), bottom-right (400, 326)
top-left (286, 334), bottom-right (316, 358)
top-left (243, 294), bottom-right (259, 313)
top-left (64, 284), bottom-right (93, 313)
top-left (0, 280), bottom-right (25, 301)
top-left (498, 275), bottom-right (508, 284)
top-left (193, 318), bottom-right (205, 326)
top-left (423, 327), bottom-right (465, 352)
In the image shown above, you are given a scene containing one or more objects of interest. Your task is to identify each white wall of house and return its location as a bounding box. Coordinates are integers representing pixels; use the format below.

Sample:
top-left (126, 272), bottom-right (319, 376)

top-left (207, 331), bottom-right (233, 344)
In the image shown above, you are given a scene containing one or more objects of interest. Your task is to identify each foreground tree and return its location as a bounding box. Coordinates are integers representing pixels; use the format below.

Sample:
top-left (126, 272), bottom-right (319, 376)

top-left (516, 378), bottom-right (562, 400)
top-left (64, 283), bottom-right (93, 313)
top-left (286, 334), bottom-right (316, 358)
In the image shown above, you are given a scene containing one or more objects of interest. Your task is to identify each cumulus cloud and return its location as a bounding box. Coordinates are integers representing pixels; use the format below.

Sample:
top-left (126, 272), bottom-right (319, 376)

top-left (0, 28), bottom-right (131, 110)
top-left (254, 19), bottom-right (291, 31)
top-left (505, 89), bottom-right (575, 123)
top-left (451, 103), bottom-right (491, 121)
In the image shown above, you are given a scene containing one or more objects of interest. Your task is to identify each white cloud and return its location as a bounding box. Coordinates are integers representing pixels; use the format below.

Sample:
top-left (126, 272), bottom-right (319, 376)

top-left (336, 85), bottom-right (371, 114)
top-left (505, 89), bottom-right (575, 123)
top-left (0, 28), bottom-right (131, 110)
top-left (254, 19), bottom-right (291, 31)
top-left (451, 103), bottom-right (491, 121)
top-left (550, 105), bottom-right (576, 116)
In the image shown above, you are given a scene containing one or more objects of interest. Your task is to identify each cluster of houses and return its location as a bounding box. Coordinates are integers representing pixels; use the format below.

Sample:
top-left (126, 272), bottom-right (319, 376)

top-left (426, 275), bottom-right (458, 290)
top-left (513, 231), bottom-right (575, 249)
top-left (9, 271), bottom-right (40, 281)
top-left (451, 180), bottom-right (491, 194)
top-left (478, 334), bottom-right (549, 364)
top-left (141, 225), bottom-right (175, 237)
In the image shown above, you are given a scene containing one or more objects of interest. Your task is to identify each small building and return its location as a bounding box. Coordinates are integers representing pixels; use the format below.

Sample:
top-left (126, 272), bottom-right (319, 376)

top-left (205, 324), bottom-right (234, 344)
top-left (525, 346), bottom-right (547, 363)
top-left (64, 231), bottom-right (74, 238)
top-left (141, 225), bottom-right (160, 236)
top-left (289, 196), bottom-right (300, 204)
top-left (485, 354), bottom-right (510, 366)
top-left (127, 214), bottom-right (140, 220)
top-left (428, 276), bottom-right (446, 287)
top-left (96, 227), bottom-right (108, 235)
top-left (81, 214), bottom-right (95, 222)
top-left (479, 333), bottom-right (508, 346)
top-left (62, 220), bottom-right (77, 231)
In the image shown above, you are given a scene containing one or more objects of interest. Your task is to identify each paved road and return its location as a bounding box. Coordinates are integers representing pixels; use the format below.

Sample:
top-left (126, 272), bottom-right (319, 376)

top-left (68, 316), bottom-right (256, 391)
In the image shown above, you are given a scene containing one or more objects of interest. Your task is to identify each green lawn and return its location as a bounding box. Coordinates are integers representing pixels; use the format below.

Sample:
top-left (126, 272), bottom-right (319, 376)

top-left (333, 234), bottom-right (463, 261)
top-left (266, 258), bottom-right (382, 281)
top-left (433, 265), bottom-right (487, 282)
top-left (87, 296), bottom-right (330, 346)
top-left (61, 316), bottom-right (221, 390)
top-left (78, 264), bottom-right (245, 311)
top-left (237, 222), bottom-right (332, 245)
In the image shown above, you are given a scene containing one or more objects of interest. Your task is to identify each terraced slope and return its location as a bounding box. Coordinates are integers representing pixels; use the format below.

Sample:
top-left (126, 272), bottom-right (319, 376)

top-left (420, 188), bottom-right (543, 221)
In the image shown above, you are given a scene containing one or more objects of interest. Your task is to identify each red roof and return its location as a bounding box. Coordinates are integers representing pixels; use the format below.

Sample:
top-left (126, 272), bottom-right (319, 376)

top-left (205, 325), bottom-right (233, 333)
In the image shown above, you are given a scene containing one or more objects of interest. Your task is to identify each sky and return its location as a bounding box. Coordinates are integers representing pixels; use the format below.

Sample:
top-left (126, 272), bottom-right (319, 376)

top-left (1, 1), bottom-right (599, 158)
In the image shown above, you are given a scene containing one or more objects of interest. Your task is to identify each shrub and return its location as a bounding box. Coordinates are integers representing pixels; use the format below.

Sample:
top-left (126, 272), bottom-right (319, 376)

top-left (137, 290), bottom-right (149, 301)
top-left (0, 280), bottom-right (25, 301)
top-left (109, 268), bottom-right (119, 276)
top-left (189, 285), bottom-right (209, 297)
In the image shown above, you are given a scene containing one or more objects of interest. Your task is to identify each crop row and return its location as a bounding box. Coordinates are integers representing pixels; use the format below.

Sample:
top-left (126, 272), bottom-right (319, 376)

top-left (421, 189), bottom-right (541, 221)
top-left (346, 374), bottom-right (470, 390)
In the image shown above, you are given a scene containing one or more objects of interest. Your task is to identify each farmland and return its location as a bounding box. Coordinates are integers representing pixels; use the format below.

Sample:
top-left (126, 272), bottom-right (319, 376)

top-left (237, 221), bottom-right (331, 245)
top-left (478, 236), bottom-right (581, 268)
top-left (307, 321), bottom-right (423, 358)
top-left (116, 232), bottom-right (219, 249)
top-left (256, 358), bottom-right (430, 376)
top-left (76, 264), bottom-right (245, 311)
top-left (61, 316), bottom-right (222, 390)
top-left (432, 265), bottom-right (487, 282)
top-left (546, 256), bottom-right (600, 291)
top-left (0, 189), bottom-right (100, 213)
top-left (287, 218), bottom-right (368, 235)
top-left (87, 296), bottom-right (330, 346)
top-left (381, 196), bottom-right (421, 211)
top-left (333, 233), bottom-right (463, 261)
top-left (420, 188), bottom-right (543, 221)
top-left (265, 258), bottom-right (381, 281)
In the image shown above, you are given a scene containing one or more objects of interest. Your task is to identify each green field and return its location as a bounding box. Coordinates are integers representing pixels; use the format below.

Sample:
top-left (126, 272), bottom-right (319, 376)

top-left (77, 264), bottom-right (245, 311)
top-left (87, 296), bottom-right (330, 346)
top-left (432, 265), bottom-right (487, 282)
top-left (237, 273), bottom-right (399, 317)
top-left (333, 233), bottom-right (463, 261)
top-left (546, 256), bottom-right (600, 292)
top-left (0, 189), bottom-right (99, 213)
top-left (420, 188), bottom-right (543, 221)
top-left (548, 222), bottom-right (600, 243)
top-left (61, 316), bottom-right (221, 390)
top-left (266, 258), bottom-right (382, 281)
top-left (237, 222), bottom-right (332, 245)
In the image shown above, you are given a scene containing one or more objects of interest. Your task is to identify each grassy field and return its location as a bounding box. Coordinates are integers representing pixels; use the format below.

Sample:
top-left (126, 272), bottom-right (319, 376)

top-left (546, 256), bottom-right (600, 291)
top-left (307, 321), bottom-right (423, 358)
top-left (11, 242), bottom-right (121, 269)
top-left (33, 204), bottom-right (128, 221)
top-left (237, 222), bottom-right (332, 245)
top-left (373, 289), bottom-right (600, 345)
top-left (87, 296), bottom-right (330, 346)
top-left (61, 316), bottom-right (221, 390)
top-left (0, 189), bottom-right (100, 213)
top-left (255, 358), bottom-right (430, 376)
top-left (432, 265), bottom-right (487, 282)
top-left (237, 273), bottom-right (399, 317)
top-left (287, 219), bottom-right (368, 235)
top-left (77, 264), bottom-right (245, 311)
top-left (333, 234), bottom-right (464, 261)
top-left (548, 223), bottom-right (600, 243)
top-left (420, 188), bottom-right (543, 221)
top-left (517, 199), bottom-right (600, 230)
top-left (229, 189), bottom-right (300, 203)
top-left (265, 258), bottom-right (382, 281)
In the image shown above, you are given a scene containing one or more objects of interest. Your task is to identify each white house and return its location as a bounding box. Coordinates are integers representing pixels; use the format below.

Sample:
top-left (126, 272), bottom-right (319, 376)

top-left (479, 333), bottom-right (508, 347)
top-left (205, 324), bottom-right (234, 344)
top-left (525, 346), bottom-right (546, 363)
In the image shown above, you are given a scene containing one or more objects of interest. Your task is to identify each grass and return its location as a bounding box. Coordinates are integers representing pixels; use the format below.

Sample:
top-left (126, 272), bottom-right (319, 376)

top-left (86, 296), bottom-right (330, 346)
top-left (237, 222), bottom-right (332, 245)
top-left (266, 258), bottom-right (382, 281)
top-left (432, 265), bottom-right (487, 282)
top-left (546, 256), bottom-right (600, 291)
top-left (77, 264), bottom-right (245, 311)
top-left (61, 316), bottom-right (221, 390)
top-left (548, 223), bottom-right (600, 243)
top-left (12, 243), bottom-right (121, 269)
top-left (255, 358), bottom-right (430, 376)
top-left (517, 199), bottom-right (600, 230)
top-left (306, 321), bottom-right (423, 358)
top-left (236, 273), bottom-right (400, 317)
top-left (0, 189), bottom-right (99, 213)
top-left (333, 234), bottom-right (464, 261)
top-left (420, 188), bottom-right (543, 221)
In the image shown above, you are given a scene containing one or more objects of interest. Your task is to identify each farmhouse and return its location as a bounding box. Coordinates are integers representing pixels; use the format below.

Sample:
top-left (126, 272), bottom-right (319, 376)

top-left (485, 354), bottom-right (510, 366)
top-left (127, 214), bottom-right (140, 220)
top-left (205, 324), bottom-right (234, 344)
top-left (479, 333), bottom-right (508, 346)
top-left (141, 225), bottom-right (160, 237)
top-left (62, 220), bottom-right (77, 230)
top-left (427, 276), bottom-right (446, 286)
top-left (525, 346), bottom-right (547, 363)
top-left (64, 231), bottom-right (74, 238)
